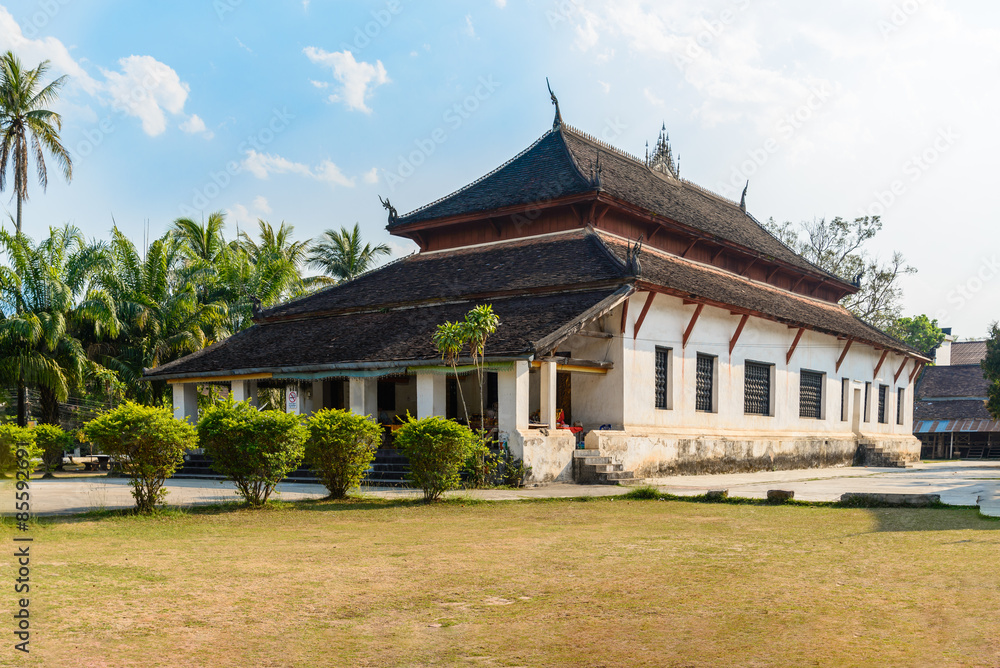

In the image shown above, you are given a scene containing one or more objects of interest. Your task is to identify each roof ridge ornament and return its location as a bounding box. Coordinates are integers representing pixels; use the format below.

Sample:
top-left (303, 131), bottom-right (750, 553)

top-left (591, 150), bottom-right (603, 188)
top-left (739, 180), bottom-right (748, 212)
top-left (647, 121), bottom-right (678, 178)
top-left (379, 195), bottom-right (399, 225)
top-left (546, 77), bottom-right (562, 129)
top-left (625, 235), bottom-right (643, 277)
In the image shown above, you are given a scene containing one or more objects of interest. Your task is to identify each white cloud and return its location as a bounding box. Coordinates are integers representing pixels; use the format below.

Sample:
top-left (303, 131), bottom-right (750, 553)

top-left (234, 37), bottom-right (252, 53)
top-left (363, 167), bottom-right (379, 184)
top-left (102, 55), bottom-right (191, 136)
top-left (643, 87), bottom-right (663, 107)
top-left (252, 196), bottom-right (271, 214)
top-left (303, 47), bottom-right (389, 114)
top-left (241, 150), bottom-right (356, 188)
top-left (463, 15), bottom-right (477, 38)
top-left (310, 79), bottom-right (329, 89)
top-left (227, 203), bottom-right (252, 222)
top-left (0, 7), bottom-right (100, 95)
top-left (495, 0), bottom-right (507, 7)
top-left (179, 114), bottom-right (213, 139)
top-left (598, 80), bottom-right (611, 94)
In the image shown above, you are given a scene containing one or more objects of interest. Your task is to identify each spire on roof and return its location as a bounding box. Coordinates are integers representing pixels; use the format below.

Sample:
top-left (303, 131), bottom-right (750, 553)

top-left (739, 181), bottom-right (748, 212)
top-left (546, 77), bottom-right (562, 129)
top-left (646, 122), bottom-right (678, 178)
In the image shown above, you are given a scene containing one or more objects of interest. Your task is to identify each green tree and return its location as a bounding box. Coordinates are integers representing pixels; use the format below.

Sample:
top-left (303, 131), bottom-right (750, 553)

top-left (94, 227), bottom-right (225, 405)
top-left (197, 399), bottom-right (307, 507)
top-left (394, 415), bottom-right (475, 502)
top-left (765, 215), bottom-right (915, 330)
top-left (307, 222), bottom-right (390, 282)
top-left (888, 315), bottom-right (946, 357)
top-left (981, 322), bottom-right (1000, 420)
top-left (0, 225), bottom-right (117, 425)
top-left (432, 320), bottom-right (470, 423)
top-left (0, 51), bottom-right (72, 234)
top-left (84, 402), bottom-right (197, 513)
top-left (304, 409), bottom-right (383, 499)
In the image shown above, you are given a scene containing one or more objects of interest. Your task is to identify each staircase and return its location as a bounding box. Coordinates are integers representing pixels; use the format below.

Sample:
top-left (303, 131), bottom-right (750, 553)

top-left (173, 448), bottom-right (412, 487)
top-left (573, 449), bottom-right (636, 484)
top-left (966, 445), bottom-right (986, 460)
top-left (856, 442), bottom-right (912, 468)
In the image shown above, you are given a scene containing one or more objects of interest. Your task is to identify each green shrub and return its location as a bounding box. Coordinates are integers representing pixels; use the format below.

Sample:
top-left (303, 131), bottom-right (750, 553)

top-left (305, 409), bottom-right (383, 499)
top-left (198, 399), bottom-right (307, 507)
top-left (0, 424), bottom-right (39, 477)
top-left (33, 424), bottom-right (71, 477)
top-left (498, 447), bottom-right (531, 488)
top-left (394, 415), bottom-right (475, 501)
top-left (83, 402), bottom-right (197, 513)
top-left (462, 432), bottom-right (499, 489)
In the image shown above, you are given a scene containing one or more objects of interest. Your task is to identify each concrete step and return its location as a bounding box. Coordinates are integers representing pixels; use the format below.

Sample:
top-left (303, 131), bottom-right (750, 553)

top-left (573, 449), bottom-right (602, 458)
top-left (604, 471), bottom-right (635, 480)
top-left (589, 464), bottom-right (625, 474)
top-left (578, 456), bottom-right (613, 466)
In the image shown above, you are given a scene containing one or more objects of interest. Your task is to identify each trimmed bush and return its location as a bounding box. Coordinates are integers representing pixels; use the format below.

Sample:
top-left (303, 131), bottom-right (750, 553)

top-left (305, 409), bottom-right (383, 499)
top-left (83, 402), bottom-right (197, 513)
top-left (394, 415), bottom-right (475, 501)
top-left (198, 400), bottom-right (307, 507)
top-left (0, 425), bottom-right (39, 477)
top-left (33, 424), bottom-right (71, 477)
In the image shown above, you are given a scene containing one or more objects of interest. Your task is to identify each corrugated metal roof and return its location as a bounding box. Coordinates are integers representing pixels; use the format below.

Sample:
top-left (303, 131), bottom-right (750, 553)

top-left (915, 419), bottom-right (1000, 433)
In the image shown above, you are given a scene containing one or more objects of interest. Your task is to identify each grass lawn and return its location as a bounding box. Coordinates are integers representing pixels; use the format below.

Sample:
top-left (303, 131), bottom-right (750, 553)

top-left (2, 495), bottom-right (999, 667)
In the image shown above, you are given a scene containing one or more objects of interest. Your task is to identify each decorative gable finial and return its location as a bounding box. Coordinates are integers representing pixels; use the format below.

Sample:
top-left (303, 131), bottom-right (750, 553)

top-left (379, 195), bottom-right (399, 225)
top-left (625, 235), bottom-right (644, 276)
top-left (591, 151), bottom-right (603, 188)
top-left (739, 181), bottom-right (749, 212)
top-left (546, 77), bottom-right (562, 129)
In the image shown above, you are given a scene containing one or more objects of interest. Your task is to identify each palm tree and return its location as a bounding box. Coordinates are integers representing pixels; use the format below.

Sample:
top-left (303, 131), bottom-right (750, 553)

top-left (308, 223), bottom-right (390, 282)
top-left (0, 225), bottom-right (117, 424)
top-left (94, 227), bottom-right (226, 405)
top-left (0, 51), bottom-right (73, 233)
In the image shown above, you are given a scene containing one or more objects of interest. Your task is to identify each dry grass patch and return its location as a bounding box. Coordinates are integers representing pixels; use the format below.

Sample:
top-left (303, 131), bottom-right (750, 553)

top-left (1, 497), bottom-right (998, 667)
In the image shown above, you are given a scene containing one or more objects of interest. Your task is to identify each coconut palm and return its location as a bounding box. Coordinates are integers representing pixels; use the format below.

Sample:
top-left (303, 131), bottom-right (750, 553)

top-left (308, 223), bottom-right (390, 282)
top-left (0, 52), bottom-right (72, 233)
top-left (0, 225), bottom-right (117, 424)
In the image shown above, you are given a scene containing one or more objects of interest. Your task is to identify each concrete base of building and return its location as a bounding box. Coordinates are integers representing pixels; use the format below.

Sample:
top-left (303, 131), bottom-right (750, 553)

top-left (582, 429), bottom-right (921, 480)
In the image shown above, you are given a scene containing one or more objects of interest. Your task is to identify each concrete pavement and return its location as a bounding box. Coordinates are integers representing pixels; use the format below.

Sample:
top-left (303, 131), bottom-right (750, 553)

top-left (3, 461), bottom-right (999, 516)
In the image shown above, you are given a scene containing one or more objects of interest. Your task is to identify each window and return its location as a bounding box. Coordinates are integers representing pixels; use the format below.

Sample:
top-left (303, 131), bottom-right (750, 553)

top-left (696, 354), bottom-right (715, 412)
top-left (864, 382), bottom-right (871, 422)
top-left (897, 387), bottom-right (905, 425)
top-left (878, 384), bottom-right (888, 424)
top-left (799, 370), bottom-right (824, 419)
top-left (744, 361), bottom-right (772, 416)
top-left (655, 347), bottom-right (671, 410)
top-left (841, 378), bottom-right (850, 422)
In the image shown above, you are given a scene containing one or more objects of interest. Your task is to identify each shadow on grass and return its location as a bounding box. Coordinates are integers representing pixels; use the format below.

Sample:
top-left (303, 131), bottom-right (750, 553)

top-left (620, 485), bottom-right (1000, 532)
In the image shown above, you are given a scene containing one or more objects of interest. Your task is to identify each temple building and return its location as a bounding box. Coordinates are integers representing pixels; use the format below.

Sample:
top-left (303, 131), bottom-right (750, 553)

top-left (914, 333), bottom-right (1000, 459)
top-left (146, 103), bottom-right (928, 483)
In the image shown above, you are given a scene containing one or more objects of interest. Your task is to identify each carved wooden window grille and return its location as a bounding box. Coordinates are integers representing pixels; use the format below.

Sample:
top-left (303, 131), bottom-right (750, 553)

top-left (655, 347), bottom-right (670, 410)
top-left (744, 362), bottom-right (771, 416)
top-left (878, 384), bottom-right (888, 423)
top-left (799, 371), bottom-right (824, 419)
top-left (696, 354), bottom-right (714, 412)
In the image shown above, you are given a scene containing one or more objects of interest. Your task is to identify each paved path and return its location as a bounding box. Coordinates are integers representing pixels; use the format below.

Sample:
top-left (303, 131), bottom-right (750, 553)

top-left (3, 461), bottom-right (999, 516)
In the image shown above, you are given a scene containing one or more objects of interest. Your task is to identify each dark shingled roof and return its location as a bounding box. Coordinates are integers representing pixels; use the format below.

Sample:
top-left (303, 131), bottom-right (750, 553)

top-left (596, 232), bottom-right (917, 354)
top-left (261, 230), bottom-right (624, 320)
top-left (914, 399), bottom-right (992, 422)
top-left (394, 123), bottom-right (841, 282)
top-left (147, 289), bottom-right (622, 378)
top-left (915, 364), bottom-right (989, 399)
top-left (950, 341), bottom-right (987, 365)
top-left (148, 229), bottom-right (921, 380)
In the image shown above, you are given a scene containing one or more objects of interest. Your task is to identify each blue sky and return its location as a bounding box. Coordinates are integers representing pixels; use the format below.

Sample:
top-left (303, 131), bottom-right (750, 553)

top-left (1, 0), bottom-right (999, 336)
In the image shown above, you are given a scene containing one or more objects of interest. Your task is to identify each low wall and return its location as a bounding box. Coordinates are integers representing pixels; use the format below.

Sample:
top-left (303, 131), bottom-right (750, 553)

top-left (509, 428), bottom-right (576, 484)
top-left (585, 429), bottom-right (921, 478)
